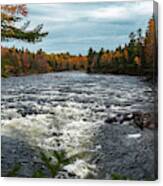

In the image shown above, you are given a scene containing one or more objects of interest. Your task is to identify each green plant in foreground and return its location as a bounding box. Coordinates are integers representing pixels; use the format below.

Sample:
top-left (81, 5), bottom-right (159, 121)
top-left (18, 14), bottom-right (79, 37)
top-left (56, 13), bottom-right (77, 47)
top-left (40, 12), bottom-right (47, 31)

top-left (6, 149), bottom-right (88, 178)
top-left (32, 169), bottom-right (45, 178)
top-left (111, 173), bottom-right (129, 180)
top-left (7, 163), bottom-right (21, 177)
top-left (33, 150), bottom-right (78, 178)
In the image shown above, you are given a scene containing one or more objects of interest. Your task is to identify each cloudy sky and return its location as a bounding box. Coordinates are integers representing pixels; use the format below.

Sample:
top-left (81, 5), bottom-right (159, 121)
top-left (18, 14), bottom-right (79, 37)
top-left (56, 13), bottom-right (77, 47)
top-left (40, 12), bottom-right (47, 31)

top-left (4, 1), bottom-right (153, 55)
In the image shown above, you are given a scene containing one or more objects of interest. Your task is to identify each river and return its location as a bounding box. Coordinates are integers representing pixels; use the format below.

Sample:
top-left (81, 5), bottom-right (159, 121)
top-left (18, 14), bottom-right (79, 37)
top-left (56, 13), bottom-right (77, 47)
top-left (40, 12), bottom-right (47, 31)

top-left (1, 72), bottom-right (157, 180)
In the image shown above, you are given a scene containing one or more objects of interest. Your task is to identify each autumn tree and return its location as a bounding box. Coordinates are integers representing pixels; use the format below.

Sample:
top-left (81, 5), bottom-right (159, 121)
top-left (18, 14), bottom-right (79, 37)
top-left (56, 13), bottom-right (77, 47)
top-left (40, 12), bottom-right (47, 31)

top-left (144, 17), bottom-right (157, 77)
top-left (1, 4), bottom-right (48, 42)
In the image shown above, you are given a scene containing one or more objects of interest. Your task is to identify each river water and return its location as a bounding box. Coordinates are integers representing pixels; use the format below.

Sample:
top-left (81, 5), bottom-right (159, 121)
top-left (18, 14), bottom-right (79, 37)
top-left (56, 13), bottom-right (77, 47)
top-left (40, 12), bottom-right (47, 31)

top-left (1, 72), bottom-right (156, 180)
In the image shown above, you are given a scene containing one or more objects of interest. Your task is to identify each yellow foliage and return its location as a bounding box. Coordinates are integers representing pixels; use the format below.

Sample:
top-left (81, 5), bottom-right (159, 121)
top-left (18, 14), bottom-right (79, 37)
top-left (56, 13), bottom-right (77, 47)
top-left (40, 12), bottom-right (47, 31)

top-left (134, 56), bottom-right (141, 65)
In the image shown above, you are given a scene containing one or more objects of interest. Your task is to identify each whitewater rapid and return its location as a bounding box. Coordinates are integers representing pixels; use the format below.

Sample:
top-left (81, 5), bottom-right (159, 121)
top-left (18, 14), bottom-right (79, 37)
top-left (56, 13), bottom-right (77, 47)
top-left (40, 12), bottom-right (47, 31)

top-left (1, 72), bottom-right (156, 179)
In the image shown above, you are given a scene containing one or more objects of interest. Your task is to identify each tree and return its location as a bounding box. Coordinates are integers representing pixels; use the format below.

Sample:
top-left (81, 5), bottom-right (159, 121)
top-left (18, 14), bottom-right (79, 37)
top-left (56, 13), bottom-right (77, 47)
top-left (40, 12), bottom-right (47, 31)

top-left (144, 17), bottom-right (157, 77)
top-left (137, 28), bottom-right (142, 38)
top-left (144, 17), bottom-right (156, 64)
top-left (23, 49), bottom-right (29, 73)
top-left (1, 4), bottom-right (48, 42)
top-left (87, 47), bottom-right (93, 72)
top-left (128, 32), bottom-right (137, 64)
top-left (129, 32), bottom-right (136, 44)
top-left (96, 48), bottom-right (104, 69)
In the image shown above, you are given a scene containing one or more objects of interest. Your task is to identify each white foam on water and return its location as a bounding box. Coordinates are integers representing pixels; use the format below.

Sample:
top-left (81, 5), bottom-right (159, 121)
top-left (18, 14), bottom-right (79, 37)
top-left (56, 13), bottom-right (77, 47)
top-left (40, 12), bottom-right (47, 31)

top-left (63, 159), bottom-right (96, 179)
top-left (127, 133), bottom-right (141, 139)
top-left (1, 108), bottom-right (21, 120)
top-left (1, 103), bottom-right (99, 178)
top-left (2, 72), bottom-right (154, 178)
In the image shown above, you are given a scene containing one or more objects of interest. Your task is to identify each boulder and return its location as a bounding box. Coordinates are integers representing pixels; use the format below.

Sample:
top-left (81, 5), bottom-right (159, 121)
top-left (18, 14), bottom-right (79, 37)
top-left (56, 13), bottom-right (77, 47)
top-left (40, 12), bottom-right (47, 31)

top-left (132, 112), bottom-right (157, 129)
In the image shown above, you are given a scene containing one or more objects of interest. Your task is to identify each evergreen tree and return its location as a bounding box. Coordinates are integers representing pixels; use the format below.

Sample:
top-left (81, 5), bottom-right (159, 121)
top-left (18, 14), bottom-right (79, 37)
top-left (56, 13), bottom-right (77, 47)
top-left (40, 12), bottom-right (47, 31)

top-left (87, 47), bottom-right (93, 72)
top-left (1, 5), bottom-right (48, 42)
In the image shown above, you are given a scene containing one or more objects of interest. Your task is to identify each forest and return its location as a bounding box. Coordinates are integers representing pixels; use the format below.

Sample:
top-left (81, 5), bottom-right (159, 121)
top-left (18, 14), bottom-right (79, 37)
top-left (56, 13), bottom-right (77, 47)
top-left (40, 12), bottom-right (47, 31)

top-left (1, 5), bottom-right (157, 79)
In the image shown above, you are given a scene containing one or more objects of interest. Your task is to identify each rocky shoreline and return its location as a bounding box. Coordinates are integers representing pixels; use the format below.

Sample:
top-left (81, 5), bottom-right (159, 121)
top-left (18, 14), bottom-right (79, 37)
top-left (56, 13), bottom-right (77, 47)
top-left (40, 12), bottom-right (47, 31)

top-left (91, 112), bottom-right (158, 180)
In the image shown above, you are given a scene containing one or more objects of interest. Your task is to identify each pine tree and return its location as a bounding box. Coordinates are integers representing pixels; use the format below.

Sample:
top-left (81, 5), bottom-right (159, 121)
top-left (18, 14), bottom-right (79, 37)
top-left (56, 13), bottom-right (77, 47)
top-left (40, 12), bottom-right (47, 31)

top-left (1, 4), bottom-right (48, 42)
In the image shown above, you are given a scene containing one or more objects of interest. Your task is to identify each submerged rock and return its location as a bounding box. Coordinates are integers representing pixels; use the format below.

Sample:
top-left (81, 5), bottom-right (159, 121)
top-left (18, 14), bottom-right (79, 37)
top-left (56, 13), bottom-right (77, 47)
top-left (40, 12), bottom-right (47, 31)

top-left (105, 113), bottom-right (133, 125)
top-left (133, 112), bottom-right (156, 129)
top-left (17, 107), bottom-right (39, 117)
top-left (105, 116), bottom-right (117, 124)
top-left (104, 111), bottom-right (156, 130)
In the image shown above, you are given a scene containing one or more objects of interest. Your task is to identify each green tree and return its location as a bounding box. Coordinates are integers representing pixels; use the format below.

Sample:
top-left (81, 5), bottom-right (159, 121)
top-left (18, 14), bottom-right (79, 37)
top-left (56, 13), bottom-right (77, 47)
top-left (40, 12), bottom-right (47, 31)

top-left (96, 48), bottom-right (104, 69)
top-left (87, 47), bottom-right (93, 72)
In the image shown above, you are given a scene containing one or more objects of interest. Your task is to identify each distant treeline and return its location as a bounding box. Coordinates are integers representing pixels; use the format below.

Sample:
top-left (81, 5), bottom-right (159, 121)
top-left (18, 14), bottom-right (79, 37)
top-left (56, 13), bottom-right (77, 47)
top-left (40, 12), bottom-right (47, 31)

top-left (1, 48), bottom-right (88, 76)
top-left (1, 17), bottom-right (157, 78)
